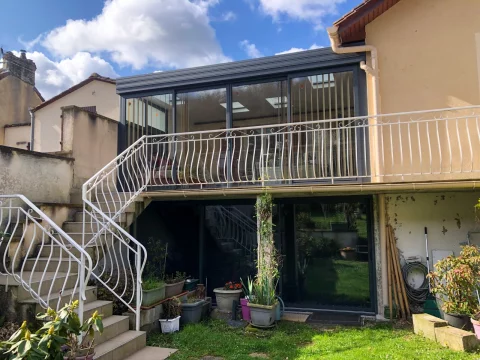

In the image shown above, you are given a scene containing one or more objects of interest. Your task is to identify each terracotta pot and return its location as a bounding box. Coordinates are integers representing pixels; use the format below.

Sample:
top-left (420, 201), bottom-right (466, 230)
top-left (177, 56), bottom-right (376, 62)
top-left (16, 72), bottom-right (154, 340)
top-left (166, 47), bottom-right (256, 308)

top-left (213, 288), bottom-right (242, 312)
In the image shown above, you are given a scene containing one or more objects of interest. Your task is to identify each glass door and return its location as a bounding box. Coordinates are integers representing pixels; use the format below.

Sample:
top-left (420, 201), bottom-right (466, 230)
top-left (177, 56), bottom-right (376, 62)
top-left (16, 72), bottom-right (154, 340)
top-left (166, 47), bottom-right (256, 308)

top-left (279, 197), bottom-right (374, 311)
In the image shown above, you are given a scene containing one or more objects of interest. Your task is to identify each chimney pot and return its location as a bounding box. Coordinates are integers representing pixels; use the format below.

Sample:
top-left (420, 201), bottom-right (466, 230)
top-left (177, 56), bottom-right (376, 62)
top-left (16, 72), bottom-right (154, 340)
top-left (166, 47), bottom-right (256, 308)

top-left (20, 50), bottom-right (26, 59)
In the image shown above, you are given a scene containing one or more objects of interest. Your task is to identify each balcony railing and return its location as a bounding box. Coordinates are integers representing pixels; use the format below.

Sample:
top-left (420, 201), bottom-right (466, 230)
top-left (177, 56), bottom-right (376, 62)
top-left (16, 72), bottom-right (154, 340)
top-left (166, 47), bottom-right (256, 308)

top-left (136, 106), bottom-right (480, 188)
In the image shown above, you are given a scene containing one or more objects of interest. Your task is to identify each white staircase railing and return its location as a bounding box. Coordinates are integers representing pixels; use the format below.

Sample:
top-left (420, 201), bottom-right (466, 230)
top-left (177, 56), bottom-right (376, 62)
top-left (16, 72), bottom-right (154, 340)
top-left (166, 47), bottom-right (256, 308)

top-left (0, 195), bottom-right (92, 320)
top-left (205, 206), bottom-right (257, 258)
top-left (82, 137), bottom-right (148, 331)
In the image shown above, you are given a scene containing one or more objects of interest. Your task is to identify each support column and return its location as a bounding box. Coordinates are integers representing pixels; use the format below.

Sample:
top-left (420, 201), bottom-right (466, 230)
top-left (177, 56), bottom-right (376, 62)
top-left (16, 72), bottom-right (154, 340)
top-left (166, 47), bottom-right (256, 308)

top-left (199, 206), bottom-right (205, 282)
top-left (256, 193), bottom-right (275, 291)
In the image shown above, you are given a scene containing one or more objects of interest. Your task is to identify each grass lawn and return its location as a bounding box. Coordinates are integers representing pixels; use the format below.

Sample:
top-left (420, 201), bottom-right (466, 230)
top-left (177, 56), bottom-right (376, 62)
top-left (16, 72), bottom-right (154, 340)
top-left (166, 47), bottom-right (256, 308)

top-left (304, 259), bottom-right (370, 306)
top-left (148, 320), bottom-right (479, 360)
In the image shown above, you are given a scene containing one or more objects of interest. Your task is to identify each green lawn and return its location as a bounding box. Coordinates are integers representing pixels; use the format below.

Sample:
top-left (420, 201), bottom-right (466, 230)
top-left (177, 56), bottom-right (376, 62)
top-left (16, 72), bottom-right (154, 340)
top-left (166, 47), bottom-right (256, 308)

top-left (304, 259), bottom-right (370, 307)
top-left (148, 320), bottom-right (479, 360)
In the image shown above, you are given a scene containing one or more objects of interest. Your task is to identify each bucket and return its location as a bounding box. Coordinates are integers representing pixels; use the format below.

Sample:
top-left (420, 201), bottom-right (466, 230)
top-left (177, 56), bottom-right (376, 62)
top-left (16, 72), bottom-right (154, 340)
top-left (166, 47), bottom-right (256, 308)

top-left (240, 298), bottom-right (251, 321)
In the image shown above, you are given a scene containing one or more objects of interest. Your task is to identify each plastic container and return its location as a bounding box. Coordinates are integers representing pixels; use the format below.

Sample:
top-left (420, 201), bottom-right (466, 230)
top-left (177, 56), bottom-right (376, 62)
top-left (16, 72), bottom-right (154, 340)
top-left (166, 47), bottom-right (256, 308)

top-left (141, 283), bottom-right (166, 307)
top-left (181, 299), bottom-right (205, 324)
top-left (240, 298), bottom-right (251, 321)
top-left (184, 279), bottom-right (199, 291)
top-left (159, 316), bottom-right (181, 333)
top-left (165, 280), bottom-right (185, 298)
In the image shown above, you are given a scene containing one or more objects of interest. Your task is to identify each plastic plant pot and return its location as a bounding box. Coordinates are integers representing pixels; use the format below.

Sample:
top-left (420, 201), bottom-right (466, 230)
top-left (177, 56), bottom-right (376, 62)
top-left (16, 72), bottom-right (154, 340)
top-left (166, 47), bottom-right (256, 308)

top-left (248, 303), bottom-right (277, 327)
top-left (213, 288), bottom-right (242, 312)
top-left (240, 298), bottom-right (251, 321)
top-left (444, 313), bottom-right (472, 330)
top-left (181, 299), bottom-right (205, 324)
top-left (184, 279), bottom-right (199, 292)
top-left (159, 316), bottom-right (181, 333)
top-left (165, 280), bottom-right (185, 298)
top-left (141, 283), bottom-right (166, 307)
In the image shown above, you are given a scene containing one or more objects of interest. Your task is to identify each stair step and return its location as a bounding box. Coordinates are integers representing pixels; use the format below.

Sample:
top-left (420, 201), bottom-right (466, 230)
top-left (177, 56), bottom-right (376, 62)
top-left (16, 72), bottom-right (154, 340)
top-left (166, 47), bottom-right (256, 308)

top-left (23, 286), bottom-right (97, 310)
top-left (219, 242), bottom-right (235, 251)
top-left (91, 202), bottom-right (136, 215)
top-left (92, 192), bottom-right (141, 203)
top-left (81, 300), bottom-right (113, 319)
top-left (16, 272), bottom-right (77, 301)
top-left (38, 244), bottom-right (95, 258)
top-left (75, 212), bottom-right (128, 223)
top-left (123, 346), bottom-right (177, 360)
top-left (23, 257), bottom-right (81, 272)
top-left (92, 315), bottom-right (130, 346)
top-left (94, 330), bottom-right (146, 360)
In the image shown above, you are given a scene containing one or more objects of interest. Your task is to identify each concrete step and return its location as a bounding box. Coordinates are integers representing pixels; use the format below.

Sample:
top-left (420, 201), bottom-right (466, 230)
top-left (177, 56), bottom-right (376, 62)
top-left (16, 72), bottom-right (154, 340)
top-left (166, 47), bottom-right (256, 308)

top-left (23, 257), bottom-right (81, 272)
top-left (67, 233), bottom-right (110, 246)
top-left (81, 300), bottom-right (113, 319)
top-left (91, 202), bottom-right (136, 215)
top-left (38, 244), bottom-right (95, 258)
top-left (92, 192), bottom-right (141, 203)
top-left (22, 286), bottom-right (97, 311)
top-left (16, 272), bottom-right (77, 301)
top-left (219, 241), bottom-right (235, 251)
top-left (75, 212), bottom-right (128, 224)
top-left (92, 315), bottom-right (130, 346)
top-left (94, 330), bottom-right (146, 360)
top-left (124, 346), bottom-right (177, 360)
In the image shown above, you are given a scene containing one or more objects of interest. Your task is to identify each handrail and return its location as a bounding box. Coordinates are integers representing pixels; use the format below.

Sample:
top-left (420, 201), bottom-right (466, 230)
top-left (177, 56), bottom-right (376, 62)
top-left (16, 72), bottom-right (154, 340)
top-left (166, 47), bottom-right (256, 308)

top-left (82, 137), bottom-right (148, 331)
top-left (0, 194), bottom-right (93, 322)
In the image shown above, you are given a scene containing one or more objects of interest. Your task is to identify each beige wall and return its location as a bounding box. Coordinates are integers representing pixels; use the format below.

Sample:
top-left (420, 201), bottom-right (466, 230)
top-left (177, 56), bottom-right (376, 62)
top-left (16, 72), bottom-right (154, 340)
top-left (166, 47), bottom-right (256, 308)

top-left (366, 0), bottom-right (480, 113)
top-left (34, 80), bottom-right (119, 152)
top-left (61, 106), bottom-right (118, 192)
top-left (364, 0), bottom-right (480, 182)
top-left (4, 125), bottom-right (31, 149)
top-left (0, 76), bottom-right (42, 145)
top-left (0, 146), bottom-right (73, 203)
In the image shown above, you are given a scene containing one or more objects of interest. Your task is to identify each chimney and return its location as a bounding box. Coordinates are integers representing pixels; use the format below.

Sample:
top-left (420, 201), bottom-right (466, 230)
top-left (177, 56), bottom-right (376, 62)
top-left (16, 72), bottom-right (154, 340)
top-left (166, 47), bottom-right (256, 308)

top-left (1, 50), bottom-right (36, 86)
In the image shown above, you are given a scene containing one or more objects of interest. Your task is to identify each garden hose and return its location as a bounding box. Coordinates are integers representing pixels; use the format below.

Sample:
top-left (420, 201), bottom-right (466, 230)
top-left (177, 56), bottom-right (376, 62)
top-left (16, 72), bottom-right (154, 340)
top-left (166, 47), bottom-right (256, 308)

top-left (402, 262), bottom-right (429, 305)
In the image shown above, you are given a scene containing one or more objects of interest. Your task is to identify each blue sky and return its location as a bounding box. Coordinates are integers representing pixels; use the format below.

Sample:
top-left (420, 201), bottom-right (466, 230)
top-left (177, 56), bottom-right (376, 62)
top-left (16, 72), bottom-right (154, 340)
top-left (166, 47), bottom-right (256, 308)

top-left (0, 0), bottom-right (362, 99)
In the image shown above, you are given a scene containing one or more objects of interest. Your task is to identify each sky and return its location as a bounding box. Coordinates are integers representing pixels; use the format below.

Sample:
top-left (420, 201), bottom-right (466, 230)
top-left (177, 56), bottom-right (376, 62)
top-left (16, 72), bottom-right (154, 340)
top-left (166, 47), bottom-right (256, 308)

top-left (0, 0), bottom-right (363, 99)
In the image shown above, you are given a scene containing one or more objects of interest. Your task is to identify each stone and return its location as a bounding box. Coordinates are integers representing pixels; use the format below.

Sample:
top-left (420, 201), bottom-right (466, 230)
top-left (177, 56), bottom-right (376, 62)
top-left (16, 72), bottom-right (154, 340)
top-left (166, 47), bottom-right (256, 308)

top-left (435, 326), bottom-right (479, 352)
top-left (412, 313), bottom-right (447, 341)
top-left (249, 353), bottom-right (269, 358)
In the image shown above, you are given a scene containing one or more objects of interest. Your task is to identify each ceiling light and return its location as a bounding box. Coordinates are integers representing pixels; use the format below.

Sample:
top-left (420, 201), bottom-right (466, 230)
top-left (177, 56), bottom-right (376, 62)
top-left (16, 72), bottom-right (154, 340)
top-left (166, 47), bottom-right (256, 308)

top-left (220, 102), bottom-right (249, 113)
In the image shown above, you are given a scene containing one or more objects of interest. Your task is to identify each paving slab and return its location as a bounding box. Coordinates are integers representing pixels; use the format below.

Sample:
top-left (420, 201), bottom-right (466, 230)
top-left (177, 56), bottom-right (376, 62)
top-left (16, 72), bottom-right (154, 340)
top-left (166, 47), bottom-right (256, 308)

top-left (124, 346), bottom-right (177, 360)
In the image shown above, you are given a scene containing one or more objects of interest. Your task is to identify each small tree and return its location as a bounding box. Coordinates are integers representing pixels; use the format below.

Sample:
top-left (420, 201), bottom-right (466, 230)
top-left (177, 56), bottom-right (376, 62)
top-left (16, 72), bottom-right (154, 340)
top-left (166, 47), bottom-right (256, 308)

top-left (427, 245), bottom-right (480, 315)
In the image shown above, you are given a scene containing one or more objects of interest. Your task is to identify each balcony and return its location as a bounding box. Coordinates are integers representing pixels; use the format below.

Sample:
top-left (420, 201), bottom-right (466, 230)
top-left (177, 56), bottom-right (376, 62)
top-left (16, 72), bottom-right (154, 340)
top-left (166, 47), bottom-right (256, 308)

top-left (118, 106), bottom-right (480, 193)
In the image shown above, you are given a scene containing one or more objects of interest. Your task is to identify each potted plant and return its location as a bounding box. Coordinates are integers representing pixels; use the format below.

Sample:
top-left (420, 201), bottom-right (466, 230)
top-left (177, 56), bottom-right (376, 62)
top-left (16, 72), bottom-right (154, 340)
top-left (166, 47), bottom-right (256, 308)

top-left (427, 245), bottom-right (480, 330)
top-left (159, 298), bottom-right (182, 333)
top-left (165, 272), bottom-right (187, 298)
top-left (181, 294), bottom-right (206, 325)
top-left (213, 281), bottom-right (243, 312)
top-left (339, 247), bottom-right (356, 261)
top-left (141, 276), bottom-right (166, 307)
top-left (248, 193), bottom-right (280, 328)
top-left (0, 301), bottom-right (103, 360)
top-left (240, 277), bottom-right (254, 321)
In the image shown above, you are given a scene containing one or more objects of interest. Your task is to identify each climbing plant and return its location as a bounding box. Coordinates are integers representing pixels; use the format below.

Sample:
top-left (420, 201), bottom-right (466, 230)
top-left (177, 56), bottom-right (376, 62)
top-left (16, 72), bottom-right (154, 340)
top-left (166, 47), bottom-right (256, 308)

top-left (251, 192), bottom-right (279, 306)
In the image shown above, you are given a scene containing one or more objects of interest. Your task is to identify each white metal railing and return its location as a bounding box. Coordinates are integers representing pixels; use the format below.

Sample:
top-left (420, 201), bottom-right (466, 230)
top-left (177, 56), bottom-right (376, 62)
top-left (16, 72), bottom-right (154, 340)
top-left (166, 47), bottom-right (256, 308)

top-left (0, 195), bottom-right (92, 320)
top-left (82, 138), bottom-right (148, 331)
top-left (205, 206), bottom-right (257, 258)
top-left (144, 106), bottom-right (480, 186)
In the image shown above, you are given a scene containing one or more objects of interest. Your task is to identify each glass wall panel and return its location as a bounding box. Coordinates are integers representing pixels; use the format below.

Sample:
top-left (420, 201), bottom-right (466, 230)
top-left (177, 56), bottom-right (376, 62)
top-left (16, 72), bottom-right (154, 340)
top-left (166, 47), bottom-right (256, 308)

top-left (290, 71), bottom-right (357, 179)
top-left (231, 81), bottom-right (287, 183)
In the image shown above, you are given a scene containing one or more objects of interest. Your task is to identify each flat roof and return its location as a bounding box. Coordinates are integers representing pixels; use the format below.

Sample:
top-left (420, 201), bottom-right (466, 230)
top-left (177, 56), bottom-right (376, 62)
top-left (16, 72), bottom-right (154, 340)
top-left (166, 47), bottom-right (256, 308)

top-left (116, 47), bottom-right (365, 96)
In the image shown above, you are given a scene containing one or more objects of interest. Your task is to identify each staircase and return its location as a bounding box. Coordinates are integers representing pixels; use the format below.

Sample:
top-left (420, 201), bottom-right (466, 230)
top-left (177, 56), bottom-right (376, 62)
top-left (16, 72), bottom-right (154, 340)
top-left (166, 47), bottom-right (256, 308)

top-left (205, 205), bottom-right (257, 262)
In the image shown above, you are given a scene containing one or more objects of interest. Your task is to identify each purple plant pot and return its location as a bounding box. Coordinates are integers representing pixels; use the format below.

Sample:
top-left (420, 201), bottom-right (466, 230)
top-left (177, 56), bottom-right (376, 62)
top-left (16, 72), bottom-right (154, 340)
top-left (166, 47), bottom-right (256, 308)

top-left (472, 318), bottom-right (480, 339)
top-left (240, 298), bottom-right (251, 321)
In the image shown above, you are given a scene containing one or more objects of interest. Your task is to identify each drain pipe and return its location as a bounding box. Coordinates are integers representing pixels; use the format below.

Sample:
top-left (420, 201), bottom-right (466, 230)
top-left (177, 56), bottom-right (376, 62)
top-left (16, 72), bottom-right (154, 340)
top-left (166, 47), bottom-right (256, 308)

top-left (29, 108), bottom-right (35, 151)
top-left (327, 26), bottom-right (386, 316)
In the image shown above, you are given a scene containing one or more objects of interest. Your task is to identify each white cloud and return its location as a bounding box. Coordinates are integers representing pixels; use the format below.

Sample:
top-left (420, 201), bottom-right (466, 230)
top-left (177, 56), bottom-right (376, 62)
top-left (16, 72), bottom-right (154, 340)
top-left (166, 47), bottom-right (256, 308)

top-left (220, 11), bottom-right (237, 21)
top-left (275, 44), bottom-right (323, 55)
top-left (254, 0), bottom-right (345, 29)
top-left (15, 51), bottom-right (118, 100)
top-left (240, 40), bottom-right (263, 59)
top-left (18, 34), bottom-right (43, 51)
top-left (42, 0), bottom-right (230, 70)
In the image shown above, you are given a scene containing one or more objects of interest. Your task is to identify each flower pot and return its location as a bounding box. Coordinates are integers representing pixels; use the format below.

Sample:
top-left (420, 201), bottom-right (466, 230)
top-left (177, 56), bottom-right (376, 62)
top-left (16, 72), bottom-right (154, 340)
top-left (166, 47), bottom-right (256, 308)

top-left (165, 280), bottom-right (185, 298)
top-left (444, 313), bottom-right (472, 330)
top-left (159, 316), bottom-right (181, 333)
top-left (201, 297), bottom-right (212, 319)
top-left (63, 348), bottom-right (95, 360)
top-left (248, 303), bottom-right (277, 327)
top-left (471, 318), bottom-right (480, 339)
top-left (240, 298), bottom-right (251, 321)
top-left (340, 250), bottom-right (356, 261)
top-left (184, 279), bottom-right (199, 292)
top-left (213, 288), bottom-right (242, 312)
top-left (181, 299), bottom-right (205, 324)
top-left (141, 283), bottom-right (166, 307)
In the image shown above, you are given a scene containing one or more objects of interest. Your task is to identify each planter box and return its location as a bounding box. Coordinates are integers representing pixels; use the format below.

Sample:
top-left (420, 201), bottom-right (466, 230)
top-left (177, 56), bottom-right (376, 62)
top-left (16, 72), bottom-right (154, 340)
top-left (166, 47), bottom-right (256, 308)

top-left (213, 288), bottom-right (242, 312)
top-left (201, 297), bottom-right (212, 319)
top-left (184, 279), bottom-right (199, 291)
top-left (142, 283), bottom-right (166, 307)
top-left (181, 299), bottom-right (205, 324)
top-left (248, 303), bottom-right (277, 327)
top-left (165, 280), bottom-right (185, 299)
top-left (159, 316), bottom-right (181, 333)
